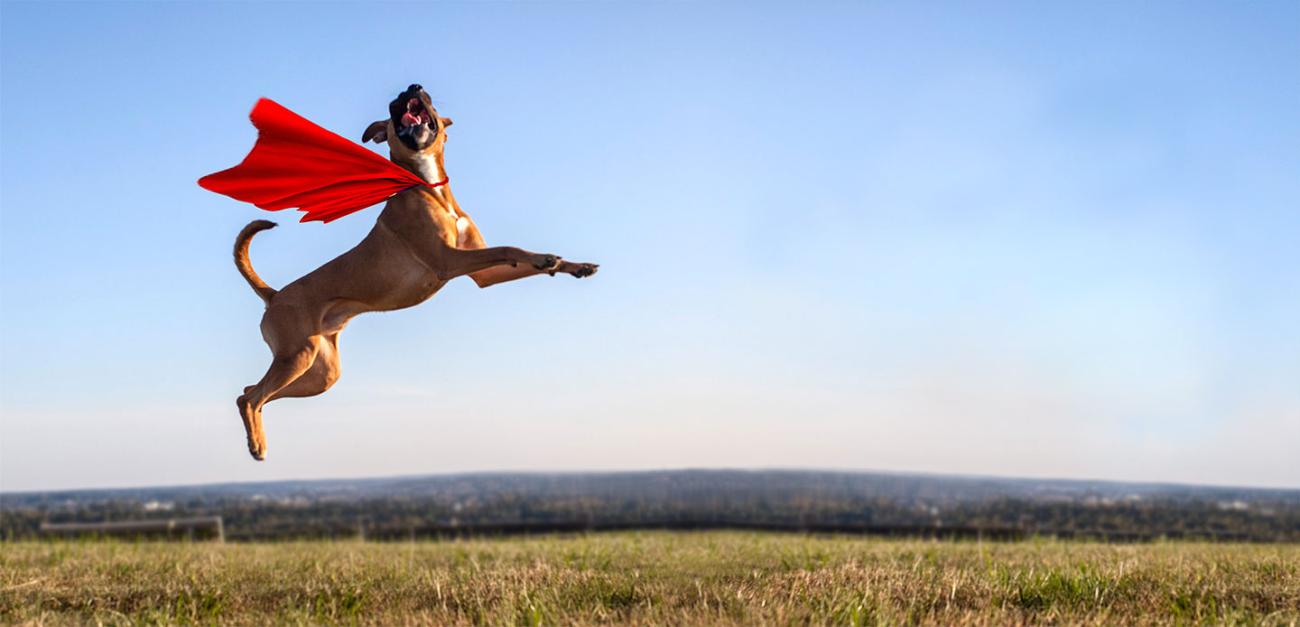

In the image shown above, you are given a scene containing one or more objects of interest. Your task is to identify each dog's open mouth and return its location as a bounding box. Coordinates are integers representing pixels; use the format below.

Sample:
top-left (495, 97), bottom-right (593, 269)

top-left (400, 98), bottom-right (433, 130)
top-left (390, 85), bottom-right (438, 150)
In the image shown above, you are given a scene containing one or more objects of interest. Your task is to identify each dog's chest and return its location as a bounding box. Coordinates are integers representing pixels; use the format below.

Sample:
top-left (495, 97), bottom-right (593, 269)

top-left (447, 209), bottom-right (469, 245)
top-left (427, 198), bottom-right (469, 246)
top-left (410, 155), bottom-right (468, 244)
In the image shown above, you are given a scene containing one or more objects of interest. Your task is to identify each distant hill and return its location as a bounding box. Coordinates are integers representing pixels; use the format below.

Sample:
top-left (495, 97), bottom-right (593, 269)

top-left (4, 470), bottom-right (1298, 541)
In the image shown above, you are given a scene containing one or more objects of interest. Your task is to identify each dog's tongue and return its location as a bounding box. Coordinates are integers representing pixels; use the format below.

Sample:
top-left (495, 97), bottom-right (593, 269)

top-left (402, 112), bottom-right (422, 127)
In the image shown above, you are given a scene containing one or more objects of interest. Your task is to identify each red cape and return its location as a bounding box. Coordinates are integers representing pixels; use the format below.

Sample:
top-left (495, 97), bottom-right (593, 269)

top-left (198, 98), bottom-right (444, 223)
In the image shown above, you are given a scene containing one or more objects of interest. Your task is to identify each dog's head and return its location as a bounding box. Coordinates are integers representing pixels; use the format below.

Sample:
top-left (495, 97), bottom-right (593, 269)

top-left (361, 84), bottom-right (453, 159)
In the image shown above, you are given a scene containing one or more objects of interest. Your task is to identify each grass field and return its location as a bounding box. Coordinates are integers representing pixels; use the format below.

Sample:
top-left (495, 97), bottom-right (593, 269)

top-left (2, 532), bottom-right (1299, 625)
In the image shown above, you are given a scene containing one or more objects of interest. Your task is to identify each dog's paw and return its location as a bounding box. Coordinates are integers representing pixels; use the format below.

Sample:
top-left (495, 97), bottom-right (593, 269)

top-left (560, 261), bottom-right (599, 278)
top-left (248, 440), bottom-right (267, 462)
top-left (237, 395), bottom-right (267, 462)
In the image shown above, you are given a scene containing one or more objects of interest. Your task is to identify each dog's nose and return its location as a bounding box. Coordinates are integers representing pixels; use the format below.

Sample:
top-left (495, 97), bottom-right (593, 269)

top-left (408, 83), bottom-right (423, 93)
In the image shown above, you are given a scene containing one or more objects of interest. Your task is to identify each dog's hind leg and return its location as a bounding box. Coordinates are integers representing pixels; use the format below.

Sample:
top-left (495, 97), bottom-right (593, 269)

top-left (237, 336), bottom-right (322, 460)
top-left (269, 333), bottom-right (341, 401)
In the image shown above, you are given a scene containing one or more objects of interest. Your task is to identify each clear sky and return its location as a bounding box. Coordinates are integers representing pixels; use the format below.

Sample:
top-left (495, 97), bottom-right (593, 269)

top-left (2, 1), bottom-right (1297, 492)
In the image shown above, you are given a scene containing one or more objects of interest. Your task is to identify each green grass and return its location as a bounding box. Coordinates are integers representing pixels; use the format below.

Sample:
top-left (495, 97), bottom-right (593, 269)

top-left (2, 532), bottom-right (1298, 625)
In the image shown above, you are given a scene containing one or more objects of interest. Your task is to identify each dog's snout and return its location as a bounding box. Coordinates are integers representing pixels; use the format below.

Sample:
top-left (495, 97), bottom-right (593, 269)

top-left (407, 84), bottom-right (423, 94)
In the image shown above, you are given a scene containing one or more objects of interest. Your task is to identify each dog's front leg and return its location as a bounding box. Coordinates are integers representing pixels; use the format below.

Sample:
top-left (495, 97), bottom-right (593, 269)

top-left (454, 219), bottom-right (597, 287)
top-left (470, 260), bottom-right (599, 288)
top-left (430, 245), bottom-right (560, 281)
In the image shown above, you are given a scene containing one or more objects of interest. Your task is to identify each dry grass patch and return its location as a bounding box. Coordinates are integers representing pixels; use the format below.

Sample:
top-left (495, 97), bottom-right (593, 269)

top-left (2, 532), bottom-right (1298, 625)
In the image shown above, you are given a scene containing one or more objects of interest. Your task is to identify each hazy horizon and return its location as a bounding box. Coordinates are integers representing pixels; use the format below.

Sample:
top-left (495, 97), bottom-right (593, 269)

top-left (2, 1), bottom-right (1297, 492)
top-left (5, 465), bottom-right (1300, 496)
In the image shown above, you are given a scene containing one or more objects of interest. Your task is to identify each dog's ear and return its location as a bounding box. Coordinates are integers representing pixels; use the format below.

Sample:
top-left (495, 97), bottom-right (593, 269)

top-left (440, 117), bottom-right (454, 128)
top-left (362, 120), bottom-right (389, 144)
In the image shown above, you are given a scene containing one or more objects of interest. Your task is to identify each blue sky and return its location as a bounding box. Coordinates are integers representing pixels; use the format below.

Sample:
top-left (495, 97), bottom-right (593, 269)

top-left (1, 1), bottom-right (1297, 491)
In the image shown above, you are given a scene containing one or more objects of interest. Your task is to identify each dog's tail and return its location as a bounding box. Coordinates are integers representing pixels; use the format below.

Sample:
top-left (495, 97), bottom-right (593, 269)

top-left (234, 220), bottom-right (279, 304)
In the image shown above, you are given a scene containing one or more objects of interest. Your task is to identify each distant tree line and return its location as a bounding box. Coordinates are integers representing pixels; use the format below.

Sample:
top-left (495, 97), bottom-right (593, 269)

top-left (3, 471), bottom-right (1297, 542)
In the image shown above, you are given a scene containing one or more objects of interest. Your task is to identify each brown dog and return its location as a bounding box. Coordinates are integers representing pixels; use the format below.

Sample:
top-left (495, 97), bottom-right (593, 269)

top-left (233, 84), bottom-right (597, 460)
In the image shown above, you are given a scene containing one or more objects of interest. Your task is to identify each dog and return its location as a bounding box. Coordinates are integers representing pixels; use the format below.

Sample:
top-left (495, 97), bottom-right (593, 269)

top-left (233, 84), bottom-right (597, 460)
